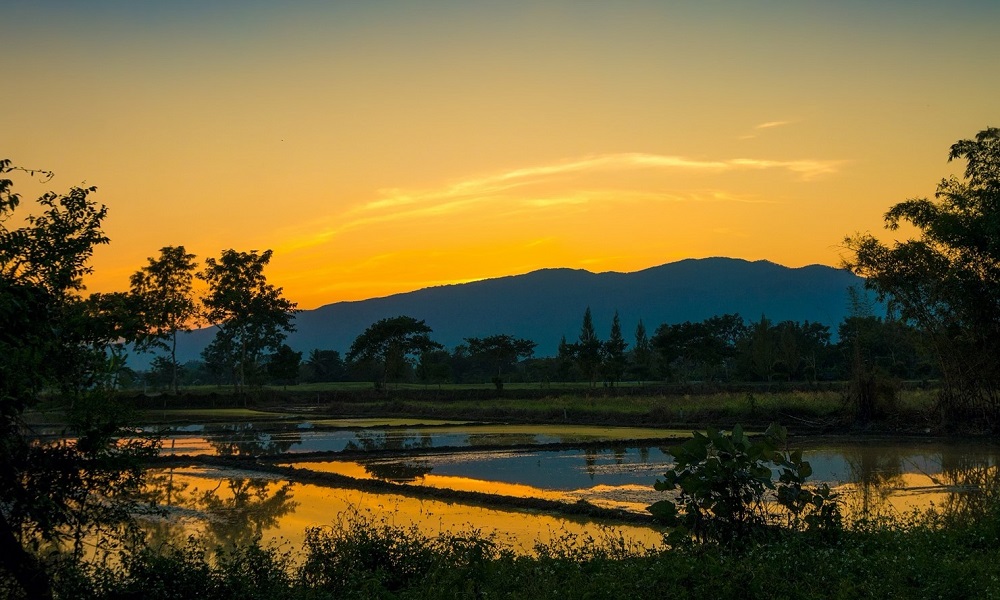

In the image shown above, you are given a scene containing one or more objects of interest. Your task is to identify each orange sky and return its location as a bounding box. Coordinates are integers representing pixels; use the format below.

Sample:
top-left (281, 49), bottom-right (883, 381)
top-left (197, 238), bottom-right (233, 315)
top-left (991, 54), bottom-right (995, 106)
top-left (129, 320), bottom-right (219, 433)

top-left (3, 1), bottom-right (998, 308)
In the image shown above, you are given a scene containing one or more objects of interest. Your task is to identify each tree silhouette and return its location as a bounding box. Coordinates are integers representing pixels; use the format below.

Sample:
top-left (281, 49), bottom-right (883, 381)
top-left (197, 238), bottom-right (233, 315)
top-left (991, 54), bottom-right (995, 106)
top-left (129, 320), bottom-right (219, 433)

top-left (129, 245), bottom-right (199, 395)
top-left (199, 249), bottom-right (297, 398)
top-left (630, 320), bottom-right (654, 384)
top-left (0, 160), bottom-right (157, 599)
top-left (466, 334), bottom-right (536, 391)
top-left (846, 126), bottom-right (1000, 425)
top-left (347, 316), bottom-right (442, 392)
top-left (601, 311), bottom-right (628, 387)
top-left (569, 307), bottom-right (602, 387)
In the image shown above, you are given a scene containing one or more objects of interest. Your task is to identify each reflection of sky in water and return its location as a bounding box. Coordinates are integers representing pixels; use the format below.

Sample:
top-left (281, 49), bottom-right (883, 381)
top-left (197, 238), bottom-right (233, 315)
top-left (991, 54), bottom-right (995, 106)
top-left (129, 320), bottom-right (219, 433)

top-left (291, 448), bottom-right (673, 513)
top-left (155, 423), bottom-right (687, 456)
top-left (288, 441), bottom-right (1000, 517)
top-left (406, 448), bottom-right (671, 490)
top-left (143, 422), bottom-right (1000, 523)
top-left (294, 448), bottom-right (671, 488)
top-left (141, 438), bottom-right (1000, 552)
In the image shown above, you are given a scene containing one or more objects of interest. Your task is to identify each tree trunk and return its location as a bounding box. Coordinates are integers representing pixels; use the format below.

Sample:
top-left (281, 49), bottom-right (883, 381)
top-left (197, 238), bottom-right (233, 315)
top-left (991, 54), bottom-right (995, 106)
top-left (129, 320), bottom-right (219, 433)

top-left (171, 328), bottom-right (179, 396)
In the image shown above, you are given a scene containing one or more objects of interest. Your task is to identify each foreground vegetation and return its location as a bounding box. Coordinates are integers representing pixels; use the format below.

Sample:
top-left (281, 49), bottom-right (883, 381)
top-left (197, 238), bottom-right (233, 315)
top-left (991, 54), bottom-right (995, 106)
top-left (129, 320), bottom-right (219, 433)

top-left (18, 502), bottom-right (1000, 599)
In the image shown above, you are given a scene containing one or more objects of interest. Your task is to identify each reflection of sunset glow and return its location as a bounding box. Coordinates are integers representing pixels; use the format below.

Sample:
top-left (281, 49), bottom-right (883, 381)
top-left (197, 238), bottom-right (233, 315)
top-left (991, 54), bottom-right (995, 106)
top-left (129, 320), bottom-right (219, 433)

top-left (839, 472), bottom-right (962, 521)
top-left (142, 468), bottom-right (663, 555)
top-left (284, 460), bottom-right (661, 513)
top-left (277, 482), bottom-right (664, 554)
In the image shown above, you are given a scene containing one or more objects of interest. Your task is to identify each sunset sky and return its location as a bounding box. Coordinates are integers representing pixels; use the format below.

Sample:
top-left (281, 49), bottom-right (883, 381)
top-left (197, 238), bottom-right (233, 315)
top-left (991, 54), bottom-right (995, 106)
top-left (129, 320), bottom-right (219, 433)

top-left (3, 1), bottom-right (998, 309)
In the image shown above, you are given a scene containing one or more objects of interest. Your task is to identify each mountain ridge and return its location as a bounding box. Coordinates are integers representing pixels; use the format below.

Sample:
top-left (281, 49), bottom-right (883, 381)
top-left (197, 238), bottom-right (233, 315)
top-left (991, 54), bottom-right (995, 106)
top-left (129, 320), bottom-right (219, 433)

top-left (160, 257), bottom-right (869, 366)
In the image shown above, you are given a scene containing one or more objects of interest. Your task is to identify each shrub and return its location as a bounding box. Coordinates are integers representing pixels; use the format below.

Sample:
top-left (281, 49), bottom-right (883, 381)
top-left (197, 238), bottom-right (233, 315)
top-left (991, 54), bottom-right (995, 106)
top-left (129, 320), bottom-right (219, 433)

top-left (648, 423), bottom-right (841, 544)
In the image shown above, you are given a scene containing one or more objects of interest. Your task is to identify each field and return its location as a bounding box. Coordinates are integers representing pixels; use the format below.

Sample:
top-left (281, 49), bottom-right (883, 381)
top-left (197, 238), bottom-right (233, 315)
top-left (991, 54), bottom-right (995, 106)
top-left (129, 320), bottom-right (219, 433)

top-left (122, 385), bottom-right (942, 435)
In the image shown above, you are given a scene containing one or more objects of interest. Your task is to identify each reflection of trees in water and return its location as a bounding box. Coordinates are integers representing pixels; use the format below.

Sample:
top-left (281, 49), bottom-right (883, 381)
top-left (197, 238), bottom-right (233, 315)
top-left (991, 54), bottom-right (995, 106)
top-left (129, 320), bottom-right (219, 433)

top-left (196, 478), bottom-right (297, 551)
top-left (140, 472), bottom-right (297, 551)
top-left (139, 467), bottom-right (193, 549)
top-left (204, 423), bottom-right (303, 457)
top-left (342, 430), bottom-right (436, 483)
top-left (842, 445), bottom-right (1000, 521)
top-left (638, 447), bottom-right (650, 463)
top-left (934, 450), bottom-right (1000, 519)
top-left (344, 429), bottom-right (434, 452)
top-left (584, 448), bottom-right (597, 479)
top-left (580, 446), bottom-right (632, 478)
top-left (361, 459), bottom-right (434, 483)
top-left (842, 446), bottom-right (906, 519)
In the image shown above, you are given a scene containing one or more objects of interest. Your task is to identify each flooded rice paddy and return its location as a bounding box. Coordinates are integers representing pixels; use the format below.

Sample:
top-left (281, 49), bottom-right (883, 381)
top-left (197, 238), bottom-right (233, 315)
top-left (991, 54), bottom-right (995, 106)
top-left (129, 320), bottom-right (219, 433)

top-left (141, 420), bottom-right (1000, 554)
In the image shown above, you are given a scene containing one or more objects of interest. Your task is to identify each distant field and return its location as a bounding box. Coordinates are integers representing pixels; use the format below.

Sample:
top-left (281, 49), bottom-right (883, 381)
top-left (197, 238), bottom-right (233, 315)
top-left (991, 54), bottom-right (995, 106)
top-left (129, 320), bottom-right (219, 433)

top-left (119, 386), bottom-right (941, 432)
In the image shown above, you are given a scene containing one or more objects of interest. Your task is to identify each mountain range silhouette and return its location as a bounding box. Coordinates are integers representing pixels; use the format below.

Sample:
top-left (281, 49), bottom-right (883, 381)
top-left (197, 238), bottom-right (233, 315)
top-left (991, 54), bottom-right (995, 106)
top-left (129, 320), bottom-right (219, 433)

top-left (155, 257), bottom-right (870, 366)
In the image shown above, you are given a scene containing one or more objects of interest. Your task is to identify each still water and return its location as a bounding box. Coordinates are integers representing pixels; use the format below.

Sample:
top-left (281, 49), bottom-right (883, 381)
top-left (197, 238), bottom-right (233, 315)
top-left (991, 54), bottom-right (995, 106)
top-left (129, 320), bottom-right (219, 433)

top-left (144, 423), bottom-right (1000, 554)
top-left (152, 421), bottom-right (689, 456)
top-left (141, 465), bottom-right (663, 555)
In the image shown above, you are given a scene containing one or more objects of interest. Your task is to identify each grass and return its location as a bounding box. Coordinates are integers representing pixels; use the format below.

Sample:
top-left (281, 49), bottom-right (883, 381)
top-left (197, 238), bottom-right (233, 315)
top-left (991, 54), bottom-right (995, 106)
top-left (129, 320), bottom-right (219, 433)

top-left (37, 503), bottom-right (1000, 599)
top-left (317, 390), bottom-right (927, 430)
top-left (112, 386), bottom-right (942, 432)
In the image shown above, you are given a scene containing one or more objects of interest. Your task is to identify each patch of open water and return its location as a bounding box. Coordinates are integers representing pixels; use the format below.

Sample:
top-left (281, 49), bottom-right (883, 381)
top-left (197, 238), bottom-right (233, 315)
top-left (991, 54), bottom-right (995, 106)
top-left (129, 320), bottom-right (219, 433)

top-left (152, 421), bottom-right (689, 456)
top-left (139, 424), bottom-right (1000, 556)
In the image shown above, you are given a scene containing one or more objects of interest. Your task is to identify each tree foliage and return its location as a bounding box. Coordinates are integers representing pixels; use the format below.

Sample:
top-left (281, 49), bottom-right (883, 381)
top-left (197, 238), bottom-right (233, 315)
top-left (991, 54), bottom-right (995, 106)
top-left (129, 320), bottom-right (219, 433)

top-left (303, 349), bottom-right (345, 383)
top-left (0, 160), bottom-right (156, 598)
top-left (465, 334), bottom-right (536, 390)
top-left (565, 307), bottom-right (602, 387)
top-left (266, 344), bottom-right (302, 388)
top-left (629, 320), bottom-right (654, 383)
top-left (129, 245), bottom-right (199, 394)
top-left (347, 316), bottom-right (442, 391)
top-left (845, 127), bottom-right (1000, 426)
top-left (653, 314), bottom-right (745, 382)
top-left (199, 249), bottom-right (297, 396)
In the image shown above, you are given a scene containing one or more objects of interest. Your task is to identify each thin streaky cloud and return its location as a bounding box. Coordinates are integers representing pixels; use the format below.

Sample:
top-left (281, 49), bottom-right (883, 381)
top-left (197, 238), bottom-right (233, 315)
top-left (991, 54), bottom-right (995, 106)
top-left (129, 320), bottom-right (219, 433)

top-left (755, 120), bottom-right (793, 129)
top-left (357, 152), bottom-right (839, 213)
top-left (277, 152), bottom-right (838, 254)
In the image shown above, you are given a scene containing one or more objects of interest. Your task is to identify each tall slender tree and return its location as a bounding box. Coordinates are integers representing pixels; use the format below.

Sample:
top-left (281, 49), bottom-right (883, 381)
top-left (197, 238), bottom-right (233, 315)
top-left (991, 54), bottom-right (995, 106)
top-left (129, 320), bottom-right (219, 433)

top-left (631, 319), bottom-right (654, 384)
top-left (573, 307), bottom-right (602, 387)
top-left (129, 245), bottom-right (198, 395)
top-left (602, 311), bottom-right (628, 387)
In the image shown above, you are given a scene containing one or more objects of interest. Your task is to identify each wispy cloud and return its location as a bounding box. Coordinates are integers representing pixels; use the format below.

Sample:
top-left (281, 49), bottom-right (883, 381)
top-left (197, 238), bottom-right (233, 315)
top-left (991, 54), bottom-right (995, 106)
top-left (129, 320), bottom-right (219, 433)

top-left (755, 120), bottom-right (793, 129)
top-left (356, 151), bottom-right (839, 212)
top-left (277, 151), bottom-right (842, 253)
top-left (741, 119), bottom-right (795, 140)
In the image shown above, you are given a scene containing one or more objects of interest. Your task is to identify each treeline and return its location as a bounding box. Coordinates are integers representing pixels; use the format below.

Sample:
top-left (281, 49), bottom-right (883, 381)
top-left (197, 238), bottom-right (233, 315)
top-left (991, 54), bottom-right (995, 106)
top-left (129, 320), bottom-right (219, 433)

top-left (136, 305), bottom-right (936, 392)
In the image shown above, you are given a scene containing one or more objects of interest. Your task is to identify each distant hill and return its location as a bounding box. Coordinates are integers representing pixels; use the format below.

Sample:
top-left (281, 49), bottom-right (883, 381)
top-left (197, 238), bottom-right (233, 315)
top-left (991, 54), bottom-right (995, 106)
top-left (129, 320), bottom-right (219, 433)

top-left (157, 257), bottom-right (871, 366)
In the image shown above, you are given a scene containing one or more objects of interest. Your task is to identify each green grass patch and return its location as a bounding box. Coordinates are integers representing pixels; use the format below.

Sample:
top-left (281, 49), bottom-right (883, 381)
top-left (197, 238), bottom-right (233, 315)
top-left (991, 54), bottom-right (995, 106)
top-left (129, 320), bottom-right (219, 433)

top-left (40, 503), bottom-right (1000, 599)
